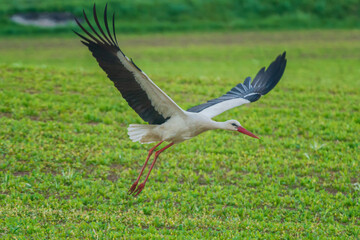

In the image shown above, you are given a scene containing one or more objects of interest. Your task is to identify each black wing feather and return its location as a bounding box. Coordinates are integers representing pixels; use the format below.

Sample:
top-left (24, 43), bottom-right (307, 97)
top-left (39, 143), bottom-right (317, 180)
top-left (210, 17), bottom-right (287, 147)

top-left (103, 3), bottom-right (117, 46)
top-left (187, 52), bottom-right (287, 113)
top-left (74, 5), bottom-right (168, 125)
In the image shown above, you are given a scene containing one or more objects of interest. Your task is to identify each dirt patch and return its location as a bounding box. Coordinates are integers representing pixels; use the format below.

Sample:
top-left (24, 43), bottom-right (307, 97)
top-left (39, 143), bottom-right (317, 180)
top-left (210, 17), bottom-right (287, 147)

top-left (119, 30), bottom-right (360, 47)
top-left (29, 115), bottom-right (40, 121)
top-left (107, 172), bottom-right (119, 182)
top-left (24, 88), bottom-right (40, 94)
top-left (2, 30), bottom-right (360, 52)
top-left (0, 112), bottom-right (12, 118)
top-left (13, 171), bottom-right (30, 176)
top-left (324, 186), bottom-right (340, 195)
top-left (110, 163), bottom-right (126, 171)
top-left (351, 177), bottom-right (358, 184)
top-left (85, 121), bottom-right (100, 125)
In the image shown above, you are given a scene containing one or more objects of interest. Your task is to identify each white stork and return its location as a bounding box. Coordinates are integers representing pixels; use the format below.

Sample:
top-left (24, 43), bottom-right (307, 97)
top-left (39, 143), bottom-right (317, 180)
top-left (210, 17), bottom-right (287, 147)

top-left (74, 5), bottom-right (287, 196)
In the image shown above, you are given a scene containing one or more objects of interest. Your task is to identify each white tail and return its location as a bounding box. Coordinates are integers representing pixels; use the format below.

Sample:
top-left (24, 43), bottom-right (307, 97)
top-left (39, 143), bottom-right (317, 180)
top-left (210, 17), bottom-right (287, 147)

top-left (127, 124), bottom-right (159, 144)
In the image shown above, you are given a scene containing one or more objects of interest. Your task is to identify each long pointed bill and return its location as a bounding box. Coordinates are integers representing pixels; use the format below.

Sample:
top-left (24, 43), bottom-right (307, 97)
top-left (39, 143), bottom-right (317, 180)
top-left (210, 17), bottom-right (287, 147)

top-left (237, 126), bottom-right (259, 139)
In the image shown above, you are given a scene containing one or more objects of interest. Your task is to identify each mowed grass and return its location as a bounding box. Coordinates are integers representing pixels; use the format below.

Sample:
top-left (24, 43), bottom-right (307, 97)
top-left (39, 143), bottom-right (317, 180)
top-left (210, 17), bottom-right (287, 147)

top-left (0, 30), bottom-right (359, 238)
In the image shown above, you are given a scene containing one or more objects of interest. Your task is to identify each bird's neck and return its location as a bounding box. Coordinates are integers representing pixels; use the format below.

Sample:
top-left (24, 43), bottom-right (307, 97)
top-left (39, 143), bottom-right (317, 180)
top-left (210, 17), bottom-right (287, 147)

top-left (209, 121), bottom-right (229, 130)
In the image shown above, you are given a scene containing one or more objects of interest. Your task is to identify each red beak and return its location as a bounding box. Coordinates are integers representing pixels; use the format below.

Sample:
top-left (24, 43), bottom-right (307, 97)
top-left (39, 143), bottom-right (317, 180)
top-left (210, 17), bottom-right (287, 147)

top-left (237, 126), bottom-right (259, 139)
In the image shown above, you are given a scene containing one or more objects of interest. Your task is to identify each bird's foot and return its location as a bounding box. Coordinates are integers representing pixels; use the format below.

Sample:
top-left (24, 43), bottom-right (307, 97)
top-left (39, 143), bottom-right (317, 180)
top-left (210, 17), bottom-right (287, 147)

top-left (133, 182), bottom-right (146, 197)
top-left (128, 181), bottom-right (139, 195)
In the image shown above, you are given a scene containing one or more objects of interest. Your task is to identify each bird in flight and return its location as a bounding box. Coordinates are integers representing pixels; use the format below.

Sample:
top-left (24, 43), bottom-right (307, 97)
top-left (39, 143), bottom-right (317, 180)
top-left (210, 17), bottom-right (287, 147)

top-left (74, 4), bottom-right (287, 196)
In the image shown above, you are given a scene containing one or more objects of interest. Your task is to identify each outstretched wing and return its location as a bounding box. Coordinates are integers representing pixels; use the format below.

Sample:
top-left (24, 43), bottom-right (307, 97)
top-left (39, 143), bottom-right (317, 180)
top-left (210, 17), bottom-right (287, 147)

top-left (74, 4), bottom-right (185, 125)
top-left (187, 52), bottom-right (287, 118)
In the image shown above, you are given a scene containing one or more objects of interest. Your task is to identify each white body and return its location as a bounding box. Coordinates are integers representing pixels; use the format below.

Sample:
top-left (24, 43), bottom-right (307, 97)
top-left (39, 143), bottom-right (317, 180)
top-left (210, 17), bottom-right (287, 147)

top-left (128, 111), bottom-right (242, 144)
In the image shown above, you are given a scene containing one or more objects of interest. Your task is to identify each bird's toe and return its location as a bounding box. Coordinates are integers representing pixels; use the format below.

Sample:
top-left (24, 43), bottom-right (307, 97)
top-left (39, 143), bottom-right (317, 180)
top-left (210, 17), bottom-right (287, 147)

top-left (128, 181), bottom-right (138, 195)
top-left (133, 183), bottom-right (146, 197)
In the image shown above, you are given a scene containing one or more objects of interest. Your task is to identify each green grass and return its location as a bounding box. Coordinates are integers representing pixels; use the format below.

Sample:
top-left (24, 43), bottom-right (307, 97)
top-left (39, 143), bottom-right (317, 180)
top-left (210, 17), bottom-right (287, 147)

top-left (0, 30), bottom-right (360, 238)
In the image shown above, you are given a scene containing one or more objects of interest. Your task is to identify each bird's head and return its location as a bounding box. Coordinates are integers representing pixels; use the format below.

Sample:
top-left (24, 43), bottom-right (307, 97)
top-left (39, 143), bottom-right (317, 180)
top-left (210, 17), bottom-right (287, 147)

top-left (225, 120), bottom-right (259, 139)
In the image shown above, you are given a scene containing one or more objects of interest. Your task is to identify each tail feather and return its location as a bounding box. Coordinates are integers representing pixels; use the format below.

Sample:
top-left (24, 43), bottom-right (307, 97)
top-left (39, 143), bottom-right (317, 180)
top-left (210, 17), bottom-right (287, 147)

top-left (127, 124), bottom-right (159, 144)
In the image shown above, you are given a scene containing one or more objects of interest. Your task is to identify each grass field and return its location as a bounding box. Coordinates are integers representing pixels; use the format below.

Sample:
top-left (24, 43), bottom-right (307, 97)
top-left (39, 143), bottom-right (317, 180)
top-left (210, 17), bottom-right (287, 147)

top-left (0, 30), bottom-right (360, 238)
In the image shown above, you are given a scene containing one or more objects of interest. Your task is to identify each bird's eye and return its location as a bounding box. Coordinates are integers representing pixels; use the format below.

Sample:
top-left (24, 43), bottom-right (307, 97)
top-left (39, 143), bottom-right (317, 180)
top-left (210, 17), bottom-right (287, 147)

top-left (231, 123), bottom-right (238, 127)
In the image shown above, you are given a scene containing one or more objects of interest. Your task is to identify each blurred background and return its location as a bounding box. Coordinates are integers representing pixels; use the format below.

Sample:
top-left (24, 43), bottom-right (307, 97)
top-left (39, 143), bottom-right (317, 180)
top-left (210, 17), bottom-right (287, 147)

top-left (1, 0), bottom-right (359, 36)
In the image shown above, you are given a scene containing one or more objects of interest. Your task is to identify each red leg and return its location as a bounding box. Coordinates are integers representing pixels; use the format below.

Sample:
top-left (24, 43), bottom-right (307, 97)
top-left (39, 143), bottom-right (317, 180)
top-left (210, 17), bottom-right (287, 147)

top-left (132, 142), bottom-right (174, 197)
top-left (128, 141), bottom-right (163, 194)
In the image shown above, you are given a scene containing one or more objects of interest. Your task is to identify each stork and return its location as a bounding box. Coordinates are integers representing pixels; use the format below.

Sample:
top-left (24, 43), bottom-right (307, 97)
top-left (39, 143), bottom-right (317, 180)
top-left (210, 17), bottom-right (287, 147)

top-left (74, 5), bottom-right (287, 196)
